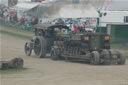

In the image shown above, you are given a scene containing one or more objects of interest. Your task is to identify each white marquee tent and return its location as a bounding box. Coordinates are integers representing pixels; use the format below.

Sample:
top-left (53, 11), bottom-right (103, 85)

top-left (11, 2), bottom-right (40, 11)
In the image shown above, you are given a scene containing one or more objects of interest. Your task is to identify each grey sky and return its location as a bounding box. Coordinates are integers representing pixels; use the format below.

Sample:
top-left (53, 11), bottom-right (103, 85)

top-left (58, 0), bottom-right (128, 11)
top-left (0, 0), bottom-right (128, 11)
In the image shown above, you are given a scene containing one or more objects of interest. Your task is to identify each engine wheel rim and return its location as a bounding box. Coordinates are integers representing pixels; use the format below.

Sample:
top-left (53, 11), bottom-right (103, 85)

top-left (51, 51), bottom-right (56, 58)
top-left (90, 53), bottom-right (95, 64)
top-left (25, 42), bottom-right (32, 56)
top-left (34, 39), bottom-right (41, 56)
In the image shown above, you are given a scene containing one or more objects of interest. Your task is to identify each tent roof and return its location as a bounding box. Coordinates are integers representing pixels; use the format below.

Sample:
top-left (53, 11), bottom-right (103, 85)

top-left (11, 2), bottom-right (40, 11)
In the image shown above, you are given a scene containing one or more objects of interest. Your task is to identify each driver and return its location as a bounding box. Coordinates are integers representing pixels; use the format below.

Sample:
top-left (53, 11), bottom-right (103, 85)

top-left (54, 28), bottom-right (61, 35)
top-left (61, 28), bottom-right (68, 34)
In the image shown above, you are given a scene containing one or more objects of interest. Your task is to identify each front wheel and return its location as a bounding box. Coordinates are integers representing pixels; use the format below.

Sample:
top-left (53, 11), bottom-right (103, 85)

top-left (24, 42), bottom-right (32, 56)
top-left (90, 51), bottom-right (100, 65)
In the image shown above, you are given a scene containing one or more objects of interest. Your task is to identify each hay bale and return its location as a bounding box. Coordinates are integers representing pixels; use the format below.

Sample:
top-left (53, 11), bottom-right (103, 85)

top-left (11, 58), bottom-right (24, 68)
top-left (0, 61), bottom-right (9, 70)
top-left (0, 58), bottom-right (24, 70)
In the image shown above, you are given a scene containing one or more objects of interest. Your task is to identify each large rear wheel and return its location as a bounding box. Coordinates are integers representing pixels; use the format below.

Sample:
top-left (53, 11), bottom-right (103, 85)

top-left (11, 58), bottom-right (24, 68)
top-left (34, 36), bottom-right (47, 58)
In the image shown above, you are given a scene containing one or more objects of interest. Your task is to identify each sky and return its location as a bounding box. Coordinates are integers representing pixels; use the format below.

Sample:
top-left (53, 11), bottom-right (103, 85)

top-left (0, 0), bottom-right (128, 11)
top-left (54, 0), bottom-right (128, 11)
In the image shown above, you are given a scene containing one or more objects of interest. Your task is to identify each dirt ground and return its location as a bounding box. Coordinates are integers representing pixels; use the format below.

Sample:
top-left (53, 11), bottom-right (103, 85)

top-left (0, 28), bottom-right (128, 85)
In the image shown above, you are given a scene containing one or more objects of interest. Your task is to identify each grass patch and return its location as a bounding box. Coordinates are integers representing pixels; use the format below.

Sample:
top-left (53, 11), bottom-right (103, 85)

top-left (111, 43), bottom-right (128, 50)
top-left (111, 43), bottom-right (121, 49)
top-left (0, 23), bottom-right (32, 33)
top-left (0, 68), bottom-right (27, 74)
top-left (0, 30), bottom-right (31, 40)
top-left (0, 23), bottom-right (33, 38)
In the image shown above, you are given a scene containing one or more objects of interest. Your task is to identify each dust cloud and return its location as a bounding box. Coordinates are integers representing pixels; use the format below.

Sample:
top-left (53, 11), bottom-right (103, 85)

top-left (38, 1), bottom-right (98, 18)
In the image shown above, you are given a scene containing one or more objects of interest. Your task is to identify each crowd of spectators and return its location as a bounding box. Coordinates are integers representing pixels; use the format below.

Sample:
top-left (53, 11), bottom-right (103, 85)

top-left (52, 18), bottom-right (87, 33)
top-left (0, 5), bottom-right (95, 32)
top-left (0, 5), bottom-right (17, 23)
top-left (0, 5), bottom-right (39, 30)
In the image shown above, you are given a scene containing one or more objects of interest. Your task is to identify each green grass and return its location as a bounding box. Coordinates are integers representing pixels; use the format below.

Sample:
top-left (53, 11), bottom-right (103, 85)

top-left (111, 43), bottom-right (128, 50)
top-left (0, 23), bottom-right (33, 35)
top-left (0, 30), bottom-right (31, 40)
top-left (0, 23), bottom-right (32, 33)
top-left (0, 68), bottom-right (27, 74)
top-left (0, 23), bottom-right (33, 40)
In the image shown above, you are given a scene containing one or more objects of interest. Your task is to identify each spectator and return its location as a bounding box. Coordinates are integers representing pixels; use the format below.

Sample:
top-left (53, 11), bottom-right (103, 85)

top-left (70, 24), bottom-right (74, 32)
top-left (3, 10), bottom-right (9, 23)
top-left (31, 16), bottom-right (38, 25)
top-left (31, 16), bottom-right (36, 25)
top-left (20, 16), bottom-right (25, 25)
top-left (13, 12), bottom-right (18, 23)
top-left (0, 9), bottom-right (3, 17)
top-left (0, 9), bottom-right (3, 22)
top-left (35, 17), bottom-right (38, 24)
top-left (73, 25), bottom-right (78, 33)
top-left (10, 11), bottom-right (15, 22)
top-left (81, 22), bottom-right (86, 32)
top-left (56, 18), bottom-right (64, 24)
top-left (38, 0), bottom-right (45, 2)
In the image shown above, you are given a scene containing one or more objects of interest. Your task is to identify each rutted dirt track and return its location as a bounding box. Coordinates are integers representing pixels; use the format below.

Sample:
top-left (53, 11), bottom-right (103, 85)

top-left (1, 29), bottom-right (128, 85)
